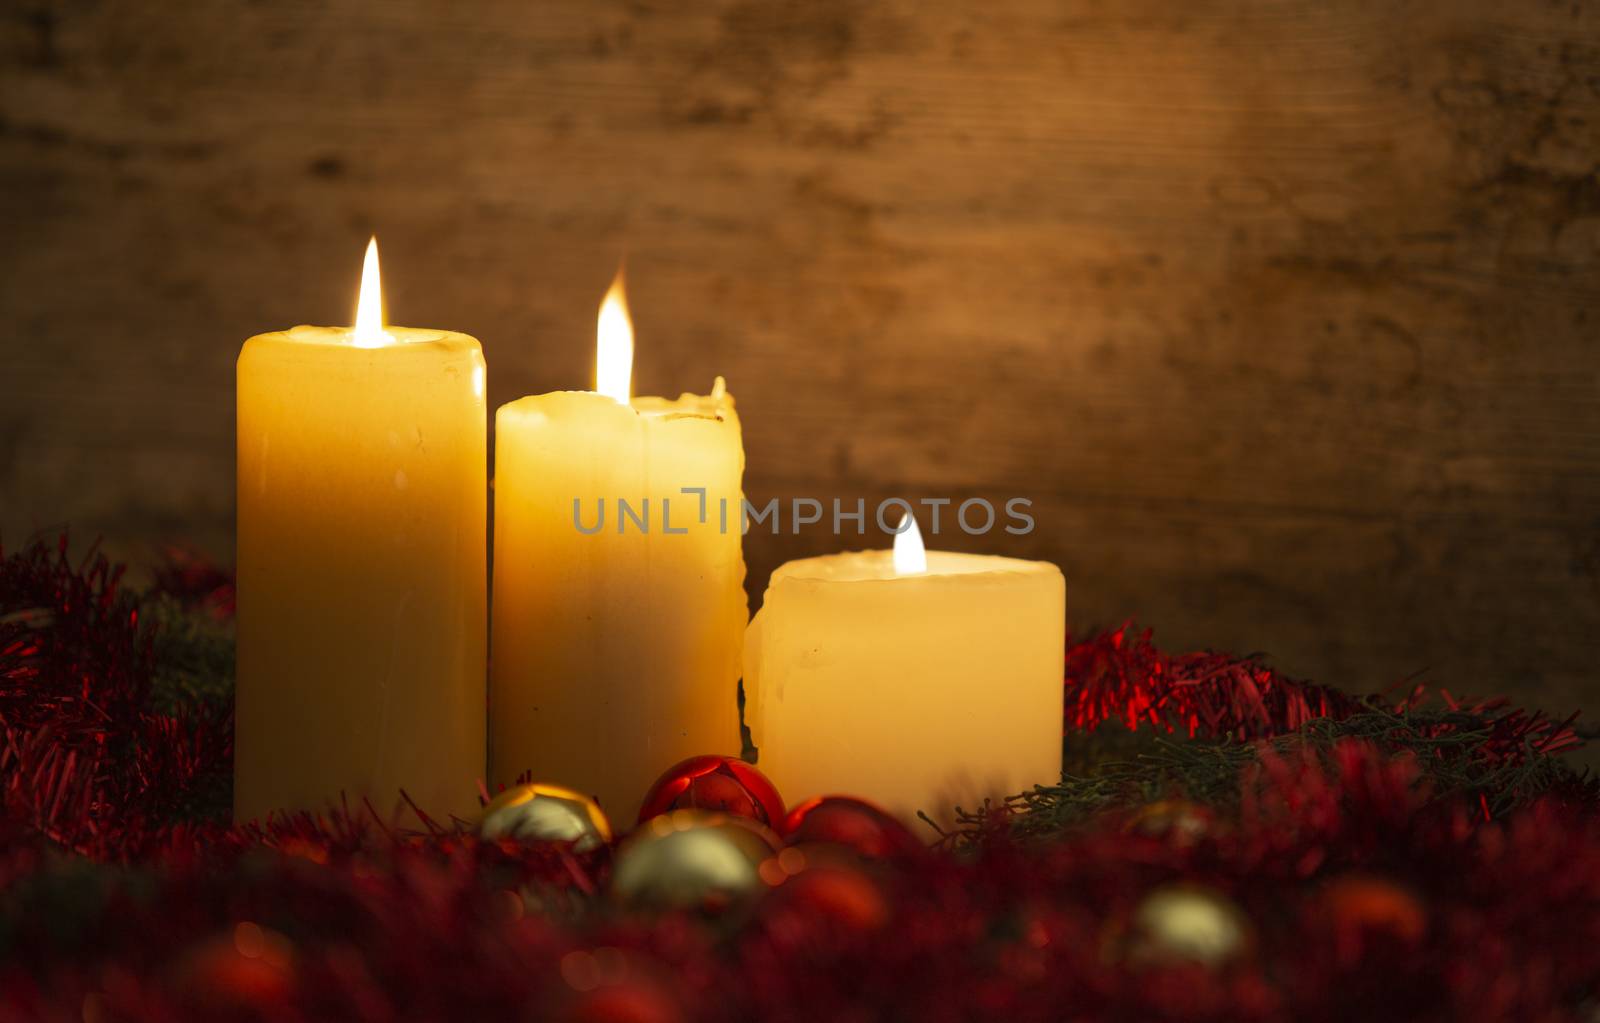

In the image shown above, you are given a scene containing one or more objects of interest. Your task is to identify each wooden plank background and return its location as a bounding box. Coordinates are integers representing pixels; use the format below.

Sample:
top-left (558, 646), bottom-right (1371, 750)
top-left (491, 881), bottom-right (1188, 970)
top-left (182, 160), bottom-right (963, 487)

top-left (2, 1), bottom-right (1598, 725)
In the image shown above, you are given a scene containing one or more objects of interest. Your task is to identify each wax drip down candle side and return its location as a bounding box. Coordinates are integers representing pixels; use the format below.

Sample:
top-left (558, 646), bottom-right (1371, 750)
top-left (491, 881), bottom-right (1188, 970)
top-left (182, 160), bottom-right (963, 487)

top-left (490, 269), bottom-right (747, 824)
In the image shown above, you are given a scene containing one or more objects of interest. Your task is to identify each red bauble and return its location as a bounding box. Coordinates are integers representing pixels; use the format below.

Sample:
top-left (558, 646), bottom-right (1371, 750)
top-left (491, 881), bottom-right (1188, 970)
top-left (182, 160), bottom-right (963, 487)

top-left (1317, 875), bottom-right (1427, 966)
top-left (762, 848), bottom-right (890, 929)
top-left (557, 955), bottom-right (684, 1023)
top-left (170, 924), bottom-right (296, 1013)
top-left (779, 795), bottom-right (925, 860)
top-left (636, 755), bottom-right (786, 828)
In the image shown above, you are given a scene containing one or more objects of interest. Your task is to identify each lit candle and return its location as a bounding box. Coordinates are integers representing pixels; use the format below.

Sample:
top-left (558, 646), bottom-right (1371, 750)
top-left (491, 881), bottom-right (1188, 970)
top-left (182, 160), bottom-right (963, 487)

top-left (235, 238), bottom-right (487, 823)
top-left (745, 515), bottom-right (1064, 827)
top-left (491, 271), bottom-right (745, 822)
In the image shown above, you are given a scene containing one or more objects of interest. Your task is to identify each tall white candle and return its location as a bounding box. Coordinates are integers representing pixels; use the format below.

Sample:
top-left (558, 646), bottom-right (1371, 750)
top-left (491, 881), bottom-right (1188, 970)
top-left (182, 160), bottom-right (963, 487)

top-left (235, 239), bottom-right (487, 823)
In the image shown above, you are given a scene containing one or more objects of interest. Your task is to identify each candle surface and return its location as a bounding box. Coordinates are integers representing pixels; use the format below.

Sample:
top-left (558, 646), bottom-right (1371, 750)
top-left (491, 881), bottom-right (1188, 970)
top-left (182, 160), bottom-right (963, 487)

top-left (745, 546), bottom-right (1064, 827)
top-left (491, 386), bottom-right (746, 822)
top-left (236, 324), bottom-right (487, 823)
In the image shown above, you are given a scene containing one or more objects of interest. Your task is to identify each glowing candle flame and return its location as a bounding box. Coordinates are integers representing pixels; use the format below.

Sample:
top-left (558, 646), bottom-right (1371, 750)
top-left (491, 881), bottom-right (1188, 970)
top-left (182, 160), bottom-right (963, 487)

top-left (893, 512), bottom-right (927, 575)
top-left (353, 236), bottom-right (394, 348)
top-left (596, 268), bottom-right (633, 404)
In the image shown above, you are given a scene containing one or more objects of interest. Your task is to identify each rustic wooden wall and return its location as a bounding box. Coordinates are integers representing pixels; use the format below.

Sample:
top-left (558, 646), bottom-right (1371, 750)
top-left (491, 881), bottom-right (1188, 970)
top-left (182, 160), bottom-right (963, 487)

top-left (2, 1), bottom-right (1598, 720)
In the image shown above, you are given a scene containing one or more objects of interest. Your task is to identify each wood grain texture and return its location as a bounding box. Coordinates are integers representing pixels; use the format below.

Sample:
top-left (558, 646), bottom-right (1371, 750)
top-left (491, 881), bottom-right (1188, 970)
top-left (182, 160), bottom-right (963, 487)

top-left (2, 1), bottom-right (1597, 721)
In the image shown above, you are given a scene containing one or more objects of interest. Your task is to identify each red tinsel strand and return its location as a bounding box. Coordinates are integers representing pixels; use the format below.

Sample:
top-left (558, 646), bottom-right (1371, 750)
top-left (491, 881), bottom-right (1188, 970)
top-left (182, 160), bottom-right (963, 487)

top-left (1063, 622), bottom-right (1582, 766)
top-left (0, 536), bottom-right (151, 737)
top-left (0, 537), bottom-right (235, 858)
top-left (151, 543), bottom-right (237, 619)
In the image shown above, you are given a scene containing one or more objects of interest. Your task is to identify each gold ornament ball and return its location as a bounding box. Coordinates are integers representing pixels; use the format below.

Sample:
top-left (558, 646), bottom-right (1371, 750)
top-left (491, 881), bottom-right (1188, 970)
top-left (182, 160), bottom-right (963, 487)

top-left (610, 809), bottom-right (781, 913)
top-left (1123, 885), bottom-right (1253, 969)
top-left (1122, 800), bottom-right (1214, 846)
top-left (479, 783), bottom-right (613, 853)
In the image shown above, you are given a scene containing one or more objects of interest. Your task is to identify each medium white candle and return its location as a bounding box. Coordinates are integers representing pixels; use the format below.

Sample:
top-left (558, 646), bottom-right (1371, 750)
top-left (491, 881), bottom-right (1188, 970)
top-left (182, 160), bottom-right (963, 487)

top-left (490, 273), bottom-right (746, 822)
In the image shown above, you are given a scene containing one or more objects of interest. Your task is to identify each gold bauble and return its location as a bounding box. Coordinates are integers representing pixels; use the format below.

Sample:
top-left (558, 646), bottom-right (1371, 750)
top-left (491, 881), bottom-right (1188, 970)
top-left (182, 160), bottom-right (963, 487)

top-left (1122, 800), bottom-right (1214, 846)
top-left (1123, 884), bottom-right (1253, 968)
top-left (479, 783), bottom-right (613, 853)
top-left (610, 809), bottom-right (781, 913)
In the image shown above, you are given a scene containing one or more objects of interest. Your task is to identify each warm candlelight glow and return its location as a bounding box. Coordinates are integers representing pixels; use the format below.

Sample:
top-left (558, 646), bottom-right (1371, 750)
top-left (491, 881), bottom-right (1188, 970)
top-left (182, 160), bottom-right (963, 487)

top-left (595, 268), bottom-right (633, 404)
top-left (352, 237), bottom-right (394, 349)
top-left (893, 512), bottom-right (927, 575)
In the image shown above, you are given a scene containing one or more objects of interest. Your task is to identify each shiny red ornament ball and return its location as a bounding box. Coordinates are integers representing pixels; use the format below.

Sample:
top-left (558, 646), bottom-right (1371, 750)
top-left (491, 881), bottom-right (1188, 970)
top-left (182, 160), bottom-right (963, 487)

top-left (636, 755), bottom-right (786, 828)
top-left (779, 795), bottom-right (925, 860)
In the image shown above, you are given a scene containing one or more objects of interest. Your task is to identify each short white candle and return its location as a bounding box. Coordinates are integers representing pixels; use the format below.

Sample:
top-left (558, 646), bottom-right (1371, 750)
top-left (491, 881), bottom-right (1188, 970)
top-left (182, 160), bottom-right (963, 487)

top-left (745, 516), bottom-right (1064, 827)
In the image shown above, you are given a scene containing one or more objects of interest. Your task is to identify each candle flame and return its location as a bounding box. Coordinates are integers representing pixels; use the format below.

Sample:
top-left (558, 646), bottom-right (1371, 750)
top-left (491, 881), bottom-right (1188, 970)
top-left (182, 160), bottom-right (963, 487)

top-left (596, 267), bottom-right (633, 404)
top-left (893, 512), bottom-right (927, 575)
top-left (353, 236), bottom-right (394, 348)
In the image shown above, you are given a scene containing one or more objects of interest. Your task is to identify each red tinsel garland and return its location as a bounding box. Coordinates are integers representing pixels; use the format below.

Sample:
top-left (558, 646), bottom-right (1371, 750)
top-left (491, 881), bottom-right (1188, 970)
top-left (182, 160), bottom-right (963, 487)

top-left (0, 537), bottom-right (1596, 1022)
top-left (0, 538), bottom-right (231, 858)
top-left (1063, 621), bottom-right (1582, 763)
top-left (3, 744), bottom-right (1596, 1022)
